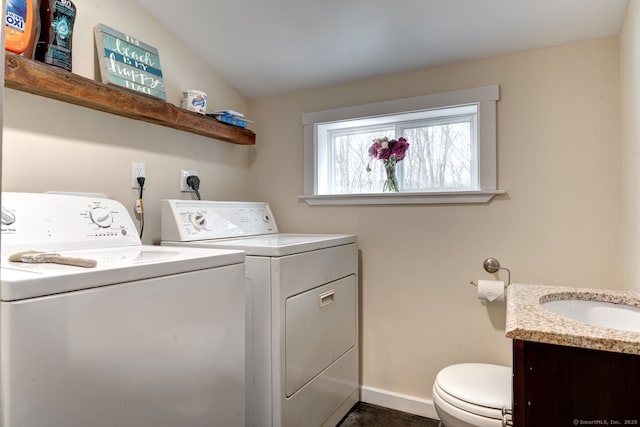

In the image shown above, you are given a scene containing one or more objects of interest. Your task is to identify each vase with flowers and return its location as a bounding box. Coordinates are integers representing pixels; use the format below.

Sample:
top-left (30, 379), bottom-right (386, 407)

top-left (366, 136), bottom-right (410, 192)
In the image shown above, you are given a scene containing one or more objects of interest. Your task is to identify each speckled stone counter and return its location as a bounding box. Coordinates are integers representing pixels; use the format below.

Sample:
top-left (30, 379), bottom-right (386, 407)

top-left (506, 283), bottom-right (640, 354)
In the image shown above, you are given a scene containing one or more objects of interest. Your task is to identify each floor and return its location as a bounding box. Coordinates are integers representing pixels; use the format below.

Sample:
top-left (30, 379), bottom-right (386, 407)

top-left (337, 402), bottom-right (441, 427)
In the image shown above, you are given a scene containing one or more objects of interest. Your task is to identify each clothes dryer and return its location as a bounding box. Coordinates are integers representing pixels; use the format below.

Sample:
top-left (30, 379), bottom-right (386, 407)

top-left (1, 192), bottom-right (246, 427)
top-left (161, 199), bottom-right (359, 427)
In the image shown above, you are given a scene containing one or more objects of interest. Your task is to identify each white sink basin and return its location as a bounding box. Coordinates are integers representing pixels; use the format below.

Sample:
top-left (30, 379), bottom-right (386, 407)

top-left (542, 299), bottom-right (640, 333)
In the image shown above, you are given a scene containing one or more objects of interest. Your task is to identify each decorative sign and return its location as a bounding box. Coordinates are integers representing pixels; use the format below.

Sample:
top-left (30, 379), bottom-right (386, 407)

top-left (94, 24), bottom-right (167, 100)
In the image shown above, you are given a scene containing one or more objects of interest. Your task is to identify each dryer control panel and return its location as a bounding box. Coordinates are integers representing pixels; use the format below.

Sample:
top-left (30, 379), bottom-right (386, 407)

top-left (161, 200), bottom-right (278, 242)
top-left (1, 192), bottom-right (141, 253)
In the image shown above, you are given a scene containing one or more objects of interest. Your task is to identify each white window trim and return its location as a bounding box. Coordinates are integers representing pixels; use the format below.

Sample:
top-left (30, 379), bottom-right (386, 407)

top-left (300, 85), bottom-right (505, 205)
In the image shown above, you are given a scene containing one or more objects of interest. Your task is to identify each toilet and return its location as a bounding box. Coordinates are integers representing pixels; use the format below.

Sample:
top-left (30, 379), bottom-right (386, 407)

top-left (432, 363), bottom-right (512, 427)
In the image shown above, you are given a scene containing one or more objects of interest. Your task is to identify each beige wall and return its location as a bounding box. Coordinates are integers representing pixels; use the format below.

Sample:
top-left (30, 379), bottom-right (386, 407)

top-left (2, 0), bottom-right (254, 244)
top-left (621, 0), bottom-right (640, 291)
top-left (248, 38), bottom-right (622, 399)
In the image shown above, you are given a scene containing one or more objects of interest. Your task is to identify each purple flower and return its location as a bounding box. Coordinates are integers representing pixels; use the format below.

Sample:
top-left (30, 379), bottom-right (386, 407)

top-left (369, 141), bottom-right (381, 158)
top-left (366, 136), bottom-right (409, 172)
top-left (392, 137), bottom-right (409, 161)
top-left (377, 148), bottom-right (392, 160)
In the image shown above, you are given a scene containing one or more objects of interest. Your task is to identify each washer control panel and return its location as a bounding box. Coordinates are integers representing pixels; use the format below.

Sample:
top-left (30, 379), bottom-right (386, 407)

top-left (1, 192), bottom-right (140, 253)
top-left (161, 200), bottom-right (278, 241)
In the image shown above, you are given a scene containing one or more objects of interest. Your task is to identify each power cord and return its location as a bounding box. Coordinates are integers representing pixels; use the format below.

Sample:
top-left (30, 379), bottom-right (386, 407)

top-left (186, 175), bottom-right (201, 200)
top-left (135, 176), bottom-right (145, 238)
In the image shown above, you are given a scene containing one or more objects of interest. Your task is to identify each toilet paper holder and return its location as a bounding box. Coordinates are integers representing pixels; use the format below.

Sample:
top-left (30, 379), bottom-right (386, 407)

top-left (470, 257), bottom-right (511, 288)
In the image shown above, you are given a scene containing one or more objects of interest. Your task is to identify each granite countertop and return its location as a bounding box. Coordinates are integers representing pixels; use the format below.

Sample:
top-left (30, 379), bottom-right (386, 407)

top-left (505, 283), bottom-right (640, 355)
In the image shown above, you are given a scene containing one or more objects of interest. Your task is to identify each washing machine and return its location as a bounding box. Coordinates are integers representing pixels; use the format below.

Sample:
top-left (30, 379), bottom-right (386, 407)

top-left (0, 192), bottom-right (247, 427)
top-left (161, 200), bottom-right (359, 427)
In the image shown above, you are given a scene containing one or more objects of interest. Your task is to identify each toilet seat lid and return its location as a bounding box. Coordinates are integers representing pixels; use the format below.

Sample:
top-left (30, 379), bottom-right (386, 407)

top-left (434, 363), bottom-right (512, 410)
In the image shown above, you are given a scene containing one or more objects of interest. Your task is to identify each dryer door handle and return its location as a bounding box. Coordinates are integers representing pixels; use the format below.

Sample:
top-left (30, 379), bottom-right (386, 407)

top-left (319, 289), bottom-right (335, 308)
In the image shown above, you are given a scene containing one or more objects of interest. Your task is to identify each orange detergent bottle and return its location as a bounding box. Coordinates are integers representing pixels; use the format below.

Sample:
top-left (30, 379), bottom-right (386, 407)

top-left (5, 0), bottom-right (39, 58)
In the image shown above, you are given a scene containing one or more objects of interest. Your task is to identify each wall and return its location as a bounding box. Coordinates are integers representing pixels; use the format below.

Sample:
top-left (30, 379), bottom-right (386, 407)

top-left (248, 38), bottom-right (622, 405)
top-left (1, 0), bottom-right (4, 198)
top-left (2, 0), bottom-right (254, 244)
top-left (621, 0), bottom-right (640, 291)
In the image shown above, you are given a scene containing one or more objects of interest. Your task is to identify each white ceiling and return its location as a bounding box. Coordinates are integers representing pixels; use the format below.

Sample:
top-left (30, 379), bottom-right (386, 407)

top-left (135, 0), bottom-right (630, 99)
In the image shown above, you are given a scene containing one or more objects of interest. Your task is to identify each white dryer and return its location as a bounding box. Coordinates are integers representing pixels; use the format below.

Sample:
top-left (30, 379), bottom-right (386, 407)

top-left (0, 192), bottom-right (246, 427)
top-left (161, 200), bottom-right (359, 427)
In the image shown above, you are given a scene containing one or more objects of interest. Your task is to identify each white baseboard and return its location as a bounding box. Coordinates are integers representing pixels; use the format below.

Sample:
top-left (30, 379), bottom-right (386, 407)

top-left (360, 385), bottom-right (440, 420)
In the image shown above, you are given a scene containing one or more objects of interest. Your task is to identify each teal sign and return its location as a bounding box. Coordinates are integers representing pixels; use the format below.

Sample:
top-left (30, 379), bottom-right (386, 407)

top-left (94, 24), bottom-right (167, 100)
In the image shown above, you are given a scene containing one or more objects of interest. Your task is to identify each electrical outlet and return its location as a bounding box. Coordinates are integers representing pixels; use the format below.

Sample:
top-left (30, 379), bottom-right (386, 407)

top-left (131, 162), bottom-right (146, 188)
top-left (180, 169), bottom-right (198, 192)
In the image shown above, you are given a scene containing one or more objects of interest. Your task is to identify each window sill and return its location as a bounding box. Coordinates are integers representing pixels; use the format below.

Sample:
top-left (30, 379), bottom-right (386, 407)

top-left (298, 190), bottom-right (506, 206)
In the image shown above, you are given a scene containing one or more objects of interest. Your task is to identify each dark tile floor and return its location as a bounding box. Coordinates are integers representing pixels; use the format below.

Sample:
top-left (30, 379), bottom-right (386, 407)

top-left (337, 402), bottom-right (441, 427)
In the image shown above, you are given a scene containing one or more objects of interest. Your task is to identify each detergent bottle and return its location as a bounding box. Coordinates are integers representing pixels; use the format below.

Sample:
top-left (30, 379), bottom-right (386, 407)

top-left (5, 0), bottom-right (40, 58)
top-left (34, 0), bottom-right (76, 71)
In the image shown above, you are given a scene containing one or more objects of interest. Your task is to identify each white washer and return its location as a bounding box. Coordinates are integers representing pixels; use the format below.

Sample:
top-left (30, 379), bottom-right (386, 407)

top-left (0, 192), bottom-right (246, 427)
top-left (161, 200), bottom-right (359, 427)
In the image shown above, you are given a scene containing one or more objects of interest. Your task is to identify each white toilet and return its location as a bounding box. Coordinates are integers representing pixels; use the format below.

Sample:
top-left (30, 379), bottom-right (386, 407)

top-left (432, 363), bottom-right (512, 427)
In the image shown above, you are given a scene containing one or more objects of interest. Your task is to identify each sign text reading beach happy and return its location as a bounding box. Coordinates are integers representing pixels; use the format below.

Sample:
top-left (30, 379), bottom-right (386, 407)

top-left (94, 24), bottom-right (167, 100)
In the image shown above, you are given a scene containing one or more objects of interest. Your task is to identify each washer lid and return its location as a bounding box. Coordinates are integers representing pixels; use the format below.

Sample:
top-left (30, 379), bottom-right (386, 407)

top-left (434, 363), bottom-right (512, 410)
top-left (1, 245), bottom-right (244, 301)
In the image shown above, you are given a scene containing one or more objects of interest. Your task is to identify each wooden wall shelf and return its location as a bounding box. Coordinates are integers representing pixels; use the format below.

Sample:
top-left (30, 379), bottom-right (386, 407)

top-left (4, 53), bottom-right (256, 146)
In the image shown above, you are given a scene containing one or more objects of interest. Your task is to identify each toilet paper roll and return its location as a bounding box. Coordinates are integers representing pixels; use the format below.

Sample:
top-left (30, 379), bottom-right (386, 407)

top-left (477, 279), bottom-right (505, 302)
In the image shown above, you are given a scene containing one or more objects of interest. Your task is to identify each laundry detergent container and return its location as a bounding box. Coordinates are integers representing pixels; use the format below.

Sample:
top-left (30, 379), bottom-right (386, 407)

top-left (432, 363), bottom-right (512, 427)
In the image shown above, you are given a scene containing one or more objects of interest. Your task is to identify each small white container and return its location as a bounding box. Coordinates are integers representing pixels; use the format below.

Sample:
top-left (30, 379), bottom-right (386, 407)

top-left (181, 90), bottom-right (207, 114)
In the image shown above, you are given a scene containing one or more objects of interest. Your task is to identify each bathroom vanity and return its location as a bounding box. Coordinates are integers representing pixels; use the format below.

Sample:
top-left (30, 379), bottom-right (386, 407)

top-left (506, 284), bottom-right (640, 426)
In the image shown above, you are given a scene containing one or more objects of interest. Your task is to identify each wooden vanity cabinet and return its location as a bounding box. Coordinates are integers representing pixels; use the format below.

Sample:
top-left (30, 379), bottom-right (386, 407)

top-left (512, 339), bottom-right (640, 426)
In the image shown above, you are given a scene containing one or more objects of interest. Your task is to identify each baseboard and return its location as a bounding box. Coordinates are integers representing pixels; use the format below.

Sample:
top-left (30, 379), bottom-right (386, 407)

top-left (360, 385), bottom-right (439, 420)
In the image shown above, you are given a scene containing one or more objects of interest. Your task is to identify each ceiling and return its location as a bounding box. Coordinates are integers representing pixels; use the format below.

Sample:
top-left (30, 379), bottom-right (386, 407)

top-left (134, 0), bottom-right (630, 99)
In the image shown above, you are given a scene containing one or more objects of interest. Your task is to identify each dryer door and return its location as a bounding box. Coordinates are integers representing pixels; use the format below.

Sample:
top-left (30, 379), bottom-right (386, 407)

top-left (284, 275), bottom-right (356, 397)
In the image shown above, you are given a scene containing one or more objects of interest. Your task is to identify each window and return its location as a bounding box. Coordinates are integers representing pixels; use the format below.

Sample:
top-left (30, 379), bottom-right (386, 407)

top-left (301, 85), bottom-right (504, 205)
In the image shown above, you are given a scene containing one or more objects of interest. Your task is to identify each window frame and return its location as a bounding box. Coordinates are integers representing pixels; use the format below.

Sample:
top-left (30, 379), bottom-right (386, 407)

top-left (300, 85), bottom-right (505, 205)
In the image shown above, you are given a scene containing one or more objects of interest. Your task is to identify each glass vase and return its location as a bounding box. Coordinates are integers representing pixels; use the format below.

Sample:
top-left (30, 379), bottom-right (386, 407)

top-left (383, 160), bottom-right (399, 192)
